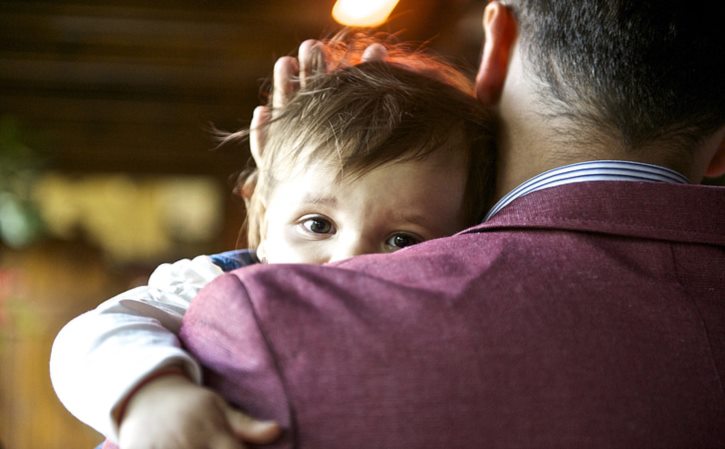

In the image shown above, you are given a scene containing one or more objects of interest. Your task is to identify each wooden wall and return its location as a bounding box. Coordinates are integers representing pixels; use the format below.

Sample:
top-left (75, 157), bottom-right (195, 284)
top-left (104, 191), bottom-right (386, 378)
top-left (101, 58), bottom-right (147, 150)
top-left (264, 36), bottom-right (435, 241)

top-left (1, 241), bottom-right (137, 448)
top-left (0, 0), bottom-right (343, 176)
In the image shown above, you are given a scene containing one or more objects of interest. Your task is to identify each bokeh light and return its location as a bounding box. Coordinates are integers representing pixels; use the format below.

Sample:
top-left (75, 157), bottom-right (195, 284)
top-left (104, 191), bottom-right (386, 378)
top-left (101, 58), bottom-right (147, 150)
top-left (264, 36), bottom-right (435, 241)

top-left (332, 0), bottom-right (400, 27)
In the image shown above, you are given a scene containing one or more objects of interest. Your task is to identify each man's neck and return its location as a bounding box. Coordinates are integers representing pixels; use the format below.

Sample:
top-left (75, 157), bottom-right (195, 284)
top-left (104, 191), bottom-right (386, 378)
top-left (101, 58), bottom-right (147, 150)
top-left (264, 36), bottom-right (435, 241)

top-left (493, 55), bottom-right (698, 200)
top-left (493, 53), bottom-right (584, 199)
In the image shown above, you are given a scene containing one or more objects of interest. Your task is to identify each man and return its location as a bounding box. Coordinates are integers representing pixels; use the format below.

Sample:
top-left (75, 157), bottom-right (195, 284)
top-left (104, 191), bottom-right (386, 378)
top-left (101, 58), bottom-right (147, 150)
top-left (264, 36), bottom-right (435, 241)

top-left (74, 1), bottom-right (725, 447)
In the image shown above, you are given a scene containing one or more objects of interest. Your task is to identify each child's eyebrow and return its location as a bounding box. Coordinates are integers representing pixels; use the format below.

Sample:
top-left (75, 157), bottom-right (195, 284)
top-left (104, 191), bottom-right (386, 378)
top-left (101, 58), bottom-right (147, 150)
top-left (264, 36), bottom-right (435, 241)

top-left (396, 211), bottom-right (439, 230)
top-left (392, 210), bottom-right (451, 236)
top-left (300, 194), bottom-right (338, 206)
top-left (397, 212), bottom-right (431, 225)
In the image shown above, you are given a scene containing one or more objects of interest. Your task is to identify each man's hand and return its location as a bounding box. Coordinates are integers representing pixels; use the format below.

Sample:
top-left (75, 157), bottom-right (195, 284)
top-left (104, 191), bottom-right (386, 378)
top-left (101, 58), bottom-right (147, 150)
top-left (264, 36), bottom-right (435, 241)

top-left (249, 39), bottom-right (388, 160)
top-left (118, 374), bottom-right (280, 449)
top-left (249, 39), bottom-right (326, 160)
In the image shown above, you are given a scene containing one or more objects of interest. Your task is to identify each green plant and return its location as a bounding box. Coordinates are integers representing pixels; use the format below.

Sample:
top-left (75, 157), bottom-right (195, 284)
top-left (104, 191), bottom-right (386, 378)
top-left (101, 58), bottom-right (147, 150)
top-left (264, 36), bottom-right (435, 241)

top-left (0, 116), bottom-right (45, 247)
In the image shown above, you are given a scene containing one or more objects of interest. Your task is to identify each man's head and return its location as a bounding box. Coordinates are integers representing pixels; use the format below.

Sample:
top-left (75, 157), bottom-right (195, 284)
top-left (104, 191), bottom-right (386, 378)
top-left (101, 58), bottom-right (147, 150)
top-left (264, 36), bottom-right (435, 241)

top-left (238, 38), bottom-right (496, 262)
top-left (476, 0), bottom-right (725, 187)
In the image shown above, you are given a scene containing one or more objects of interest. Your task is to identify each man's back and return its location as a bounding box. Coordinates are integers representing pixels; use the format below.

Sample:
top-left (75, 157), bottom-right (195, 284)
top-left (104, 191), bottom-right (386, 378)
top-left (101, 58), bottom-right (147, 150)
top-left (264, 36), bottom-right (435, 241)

top-left (181, 181), bottom-right (725, 448)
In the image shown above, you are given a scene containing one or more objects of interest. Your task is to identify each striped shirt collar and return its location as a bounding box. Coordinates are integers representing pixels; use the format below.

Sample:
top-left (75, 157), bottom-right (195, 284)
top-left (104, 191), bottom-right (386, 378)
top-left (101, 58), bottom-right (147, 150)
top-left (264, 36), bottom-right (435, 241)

top-left (484, 160), bottom-right (689, 221)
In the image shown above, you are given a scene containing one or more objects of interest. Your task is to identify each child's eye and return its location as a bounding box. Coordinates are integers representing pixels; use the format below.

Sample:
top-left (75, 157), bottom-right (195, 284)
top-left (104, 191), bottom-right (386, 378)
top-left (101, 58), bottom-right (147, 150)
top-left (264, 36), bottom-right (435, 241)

top-left (300, 216), bottom-right (335, 235)
top-left (385, 233), bottom-right (422, 250)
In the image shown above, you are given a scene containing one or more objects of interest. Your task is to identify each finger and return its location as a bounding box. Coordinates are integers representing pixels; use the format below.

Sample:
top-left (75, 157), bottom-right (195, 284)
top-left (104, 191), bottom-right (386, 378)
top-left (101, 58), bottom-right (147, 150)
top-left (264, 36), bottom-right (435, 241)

top-left (272, 56), bottom-right (299, 109)
top-left (298, 39), bottom-right (327, 89)
top-left (249, 105), bottom-right (270, 163)
top-left (362, 43), bottom-right (387, 62)
top-left (298, 39), bottom-right (317, 89)
top-left (225, 408), bottom-right (282, 444)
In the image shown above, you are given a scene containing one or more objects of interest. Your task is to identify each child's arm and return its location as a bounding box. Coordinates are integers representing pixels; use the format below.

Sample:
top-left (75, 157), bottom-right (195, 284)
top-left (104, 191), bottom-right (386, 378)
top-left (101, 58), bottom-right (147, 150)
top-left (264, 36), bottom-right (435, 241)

top-left (51, 252), bottom-right (280, 449)
top-left (50, 255), bottom-right (220, 439)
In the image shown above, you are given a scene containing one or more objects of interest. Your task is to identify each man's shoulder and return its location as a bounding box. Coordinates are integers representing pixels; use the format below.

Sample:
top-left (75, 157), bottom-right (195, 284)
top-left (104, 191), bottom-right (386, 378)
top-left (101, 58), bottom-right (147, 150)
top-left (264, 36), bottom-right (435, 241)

top-left (185, 181), bottom-right (725, 448)
top-left (188, 216), bottom-right (725, 448)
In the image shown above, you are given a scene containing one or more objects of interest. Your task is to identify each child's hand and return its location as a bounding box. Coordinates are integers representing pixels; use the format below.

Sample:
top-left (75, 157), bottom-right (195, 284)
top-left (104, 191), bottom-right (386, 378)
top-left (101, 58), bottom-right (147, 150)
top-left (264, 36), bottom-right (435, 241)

top-left (118, 374), bottom-right (280, 449)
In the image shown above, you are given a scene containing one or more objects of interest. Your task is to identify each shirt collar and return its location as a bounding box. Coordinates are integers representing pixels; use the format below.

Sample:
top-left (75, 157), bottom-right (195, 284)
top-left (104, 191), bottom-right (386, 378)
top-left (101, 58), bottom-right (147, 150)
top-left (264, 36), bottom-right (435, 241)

top-left (484, 160), bottom-right (689, 221)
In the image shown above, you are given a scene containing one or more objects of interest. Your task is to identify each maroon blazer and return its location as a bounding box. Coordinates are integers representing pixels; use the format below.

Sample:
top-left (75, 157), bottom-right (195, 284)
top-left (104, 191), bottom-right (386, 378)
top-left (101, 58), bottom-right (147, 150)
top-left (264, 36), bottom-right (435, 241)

top-left (180, 181), bottom-right (725, 448)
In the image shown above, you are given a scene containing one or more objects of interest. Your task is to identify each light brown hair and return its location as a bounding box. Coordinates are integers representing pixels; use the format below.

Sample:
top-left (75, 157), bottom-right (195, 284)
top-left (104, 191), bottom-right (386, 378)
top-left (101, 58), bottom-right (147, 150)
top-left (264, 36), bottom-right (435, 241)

top-left (233, 34), bottom-right (497, 248)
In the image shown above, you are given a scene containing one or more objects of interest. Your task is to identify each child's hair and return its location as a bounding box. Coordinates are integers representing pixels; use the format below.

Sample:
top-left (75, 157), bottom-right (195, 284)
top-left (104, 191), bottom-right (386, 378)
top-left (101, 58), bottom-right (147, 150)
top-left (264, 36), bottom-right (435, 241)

top-left (231, 33), bottom-right (497, 248)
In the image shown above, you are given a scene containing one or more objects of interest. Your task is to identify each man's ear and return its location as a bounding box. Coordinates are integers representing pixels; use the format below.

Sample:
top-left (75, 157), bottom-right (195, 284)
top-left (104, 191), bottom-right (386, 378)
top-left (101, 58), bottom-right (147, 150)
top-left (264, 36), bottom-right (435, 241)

top-left (704, 132), bottom-right (725, 178)
top-left (475, 1), bottom-right (518, 105)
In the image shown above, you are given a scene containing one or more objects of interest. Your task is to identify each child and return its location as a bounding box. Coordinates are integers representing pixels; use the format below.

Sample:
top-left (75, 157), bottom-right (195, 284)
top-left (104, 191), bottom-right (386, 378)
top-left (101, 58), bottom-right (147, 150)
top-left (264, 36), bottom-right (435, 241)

top-left (50, 34), bottom-right (497, 448)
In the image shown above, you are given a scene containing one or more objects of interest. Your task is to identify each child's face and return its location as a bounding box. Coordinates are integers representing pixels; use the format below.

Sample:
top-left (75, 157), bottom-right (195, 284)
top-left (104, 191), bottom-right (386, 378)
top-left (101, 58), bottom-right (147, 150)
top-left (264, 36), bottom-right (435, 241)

top-left (258, 148), bottom-right (468, 264)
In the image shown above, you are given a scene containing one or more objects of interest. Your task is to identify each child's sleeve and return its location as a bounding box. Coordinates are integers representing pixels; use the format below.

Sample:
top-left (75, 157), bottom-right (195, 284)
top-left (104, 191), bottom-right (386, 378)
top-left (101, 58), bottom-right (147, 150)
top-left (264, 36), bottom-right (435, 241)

top-left (49, 255), bottom-right (225, 441)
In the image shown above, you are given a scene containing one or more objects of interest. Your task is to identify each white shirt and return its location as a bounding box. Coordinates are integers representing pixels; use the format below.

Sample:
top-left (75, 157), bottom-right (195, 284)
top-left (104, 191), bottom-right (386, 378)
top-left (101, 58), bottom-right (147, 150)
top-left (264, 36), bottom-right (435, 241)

top-left (50, 255), bottom-right (223, 440)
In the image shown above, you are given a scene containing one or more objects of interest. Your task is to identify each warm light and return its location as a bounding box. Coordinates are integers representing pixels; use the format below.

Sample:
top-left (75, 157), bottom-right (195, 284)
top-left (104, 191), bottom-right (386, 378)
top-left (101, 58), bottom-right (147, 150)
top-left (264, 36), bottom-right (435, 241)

top-left (332, 0), bottom-right (400, 27)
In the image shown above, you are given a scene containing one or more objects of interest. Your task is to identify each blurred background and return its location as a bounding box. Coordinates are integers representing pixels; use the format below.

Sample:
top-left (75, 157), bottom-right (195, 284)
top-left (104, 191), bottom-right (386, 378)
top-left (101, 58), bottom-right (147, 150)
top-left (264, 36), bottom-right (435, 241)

top-left (0, 0), bottom-right (484, 447)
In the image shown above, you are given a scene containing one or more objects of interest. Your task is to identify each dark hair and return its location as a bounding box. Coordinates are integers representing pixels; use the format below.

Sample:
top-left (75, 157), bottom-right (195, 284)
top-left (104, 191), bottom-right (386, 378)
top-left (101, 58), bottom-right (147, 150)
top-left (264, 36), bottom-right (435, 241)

top-left (232, 35), bottom-right (497, 247)
top-left (509, 0), bottom-right (724, 154)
